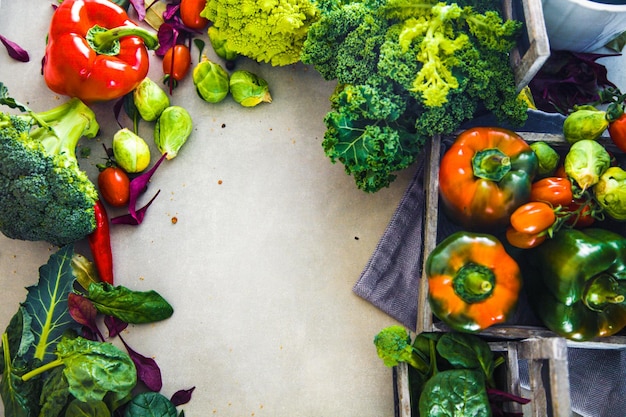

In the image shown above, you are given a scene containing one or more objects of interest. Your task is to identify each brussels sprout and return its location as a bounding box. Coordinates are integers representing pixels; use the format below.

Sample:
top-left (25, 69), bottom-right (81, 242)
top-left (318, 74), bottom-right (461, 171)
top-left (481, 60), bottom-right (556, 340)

top-left (133, 77), bottom-right (170, 121)
top-left (193, 56), bottom-right (230, 103)
top-left (229, 70), bottom-right (272, 107)
top-left (208, 26), bottom-right (238, 62)
top-left (595, 166), bottom-right (626, 220)
top-left (564, 139), bottom-right (610, 191)
top-left (112, 128), bottom-right (151, 173)
top-left (154, 106), bottom-right (193, 160)
top-left (563, 105), bottom-right (609, 144)
top-left (530, 141), bottom-right (560, 178)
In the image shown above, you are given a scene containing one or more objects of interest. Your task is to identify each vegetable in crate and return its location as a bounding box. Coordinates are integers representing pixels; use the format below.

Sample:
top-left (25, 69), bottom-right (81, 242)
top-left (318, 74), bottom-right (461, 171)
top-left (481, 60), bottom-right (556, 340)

top-left (300, 0), bottom-right (527, 192)
top-left (563, 105), bottom-right (608, 144)
top-left (426, 231), bottom-right (522, 333)
top-left (200, 0), bottom-right (320, 65)
top-left (42, 0), bottom-right (159, 102)
top-left (0, 84), bottom-right (100, 246)
top-left (594, 166), bottom-right (626, 221)
top-left (564, 139), bottom-right (611, 192)
top-left (374, 327), bottom-right (530, 416)
top-left (439, 127), bottom-right (538, 231)
top-left (524, 228), bottom-right (626, 341)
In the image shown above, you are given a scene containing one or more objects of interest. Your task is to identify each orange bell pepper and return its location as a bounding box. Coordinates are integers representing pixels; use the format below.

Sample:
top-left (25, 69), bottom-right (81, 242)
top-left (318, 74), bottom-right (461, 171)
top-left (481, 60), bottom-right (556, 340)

top-left (42, 0), bottom-right (159, 103)
top-left (438, 127), bottom-right (538, 232)
top-left (426, 231), bottom-right (522, 333)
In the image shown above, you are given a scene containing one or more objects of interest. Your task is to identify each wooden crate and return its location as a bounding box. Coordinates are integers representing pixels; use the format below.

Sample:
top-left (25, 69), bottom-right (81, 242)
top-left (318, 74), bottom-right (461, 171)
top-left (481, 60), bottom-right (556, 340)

top-left (397, 132), bottom-right (626, 417)
top-left (504, 0), bottom-right (550, 92)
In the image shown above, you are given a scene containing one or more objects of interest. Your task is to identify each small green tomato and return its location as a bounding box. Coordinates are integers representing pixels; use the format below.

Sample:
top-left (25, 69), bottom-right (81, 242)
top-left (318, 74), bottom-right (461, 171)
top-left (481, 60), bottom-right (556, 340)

top-left (112, 128), bottom-right (151, 173)
top-left (229, 70), bottom-right (272, 107)
top-left (193, 56), bottom-right (230, 103)
top-left (133, 77), bottom-right (170, 121)
top-left (154, 106), bottom-right (193, 160)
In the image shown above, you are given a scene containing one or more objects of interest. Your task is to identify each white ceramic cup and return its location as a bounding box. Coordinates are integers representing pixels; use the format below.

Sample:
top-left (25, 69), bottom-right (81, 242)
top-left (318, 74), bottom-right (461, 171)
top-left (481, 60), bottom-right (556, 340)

top-left (542, 0), bottom-right (626, 51)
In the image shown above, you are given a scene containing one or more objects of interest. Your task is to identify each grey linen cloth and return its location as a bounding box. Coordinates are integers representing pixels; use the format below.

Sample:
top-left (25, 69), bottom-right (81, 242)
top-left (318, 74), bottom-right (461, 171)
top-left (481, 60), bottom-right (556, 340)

top-left (353, 110), bottom-right (626, 417)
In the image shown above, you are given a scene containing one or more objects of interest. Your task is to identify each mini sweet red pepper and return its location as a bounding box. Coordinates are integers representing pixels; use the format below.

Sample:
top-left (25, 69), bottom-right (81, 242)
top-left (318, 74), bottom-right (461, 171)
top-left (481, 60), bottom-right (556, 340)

top-left (87, 200), bottom-right (114, 284)
top-left (42, 0), bottom-right (159, 103)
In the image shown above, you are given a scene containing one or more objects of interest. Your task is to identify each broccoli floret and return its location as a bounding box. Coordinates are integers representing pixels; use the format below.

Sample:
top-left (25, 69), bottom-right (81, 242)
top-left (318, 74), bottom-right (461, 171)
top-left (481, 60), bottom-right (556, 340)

top-left (373, 325), bottom-right (428, 373)
top-left (0, 85), bottom-right (99, 246)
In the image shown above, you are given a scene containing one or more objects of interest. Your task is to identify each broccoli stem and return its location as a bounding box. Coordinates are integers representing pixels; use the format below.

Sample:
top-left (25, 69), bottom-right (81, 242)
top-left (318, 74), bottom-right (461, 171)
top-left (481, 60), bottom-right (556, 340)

top-left (23, 98), bottom-right (99, 164)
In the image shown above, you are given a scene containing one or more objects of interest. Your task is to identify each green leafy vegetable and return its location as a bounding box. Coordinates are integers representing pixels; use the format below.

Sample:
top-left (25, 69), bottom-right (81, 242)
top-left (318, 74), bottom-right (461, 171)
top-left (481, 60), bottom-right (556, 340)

top-left (65, 399), bottom-right (111, 417)
top-left (418, 369), bottom-right (490, 417)
top-left (86, 282), bottom-right (174, 324)
top-left (23, 245), bottom-right (80, 362)
top-left (301, 0), bottom-right (526, 192)
top-left (123, 392), bottom-right (178, 417)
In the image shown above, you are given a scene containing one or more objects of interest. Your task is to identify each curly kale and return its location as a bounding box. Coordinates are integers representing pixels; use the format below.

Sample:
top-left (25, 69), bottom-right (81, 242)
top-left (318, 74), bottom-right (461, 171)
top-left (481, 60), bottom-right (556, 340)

top-left (0, 84), bottom-right (99, 246)
top-left (301, 0), bottom-right (527, 192)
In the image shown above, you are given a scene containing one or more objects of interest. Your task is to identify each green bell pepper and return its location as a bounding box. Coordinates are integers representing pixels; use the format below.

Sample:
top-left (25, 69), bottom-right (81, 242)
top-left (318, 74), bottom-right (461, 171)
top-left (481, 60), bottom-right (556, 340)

top-left (525, 228), bottom-right (626, 341)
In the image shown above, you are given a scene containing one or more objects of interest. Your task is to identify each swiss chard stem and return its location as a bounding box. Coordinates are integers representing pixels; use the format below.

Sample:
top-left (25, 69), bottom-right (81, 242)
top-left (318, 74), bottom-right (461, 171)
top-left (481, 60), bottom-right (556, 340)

top-left (21, 357), bottom-right (65, 381)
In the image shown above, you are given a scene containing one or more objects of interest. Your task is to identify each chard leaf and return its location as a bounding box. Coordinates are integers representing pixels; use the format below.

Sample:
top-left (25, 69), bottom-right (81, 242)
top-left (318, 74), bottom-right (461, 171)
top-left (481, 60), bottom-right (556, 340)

top-left (38, 366), bottom-right (71, 417)
top-left (22, 245), bottom-right (80, 362)
top-left (119, 336), bottom-right (162, 392)
top-left (56, 337), bottom-right (137, 402)
top-left (87, 283), bottom-right (174, 324)
top-left (436, 332), bottom-right (496, 385)
top-left (1, 334), bottom-right (42, 417)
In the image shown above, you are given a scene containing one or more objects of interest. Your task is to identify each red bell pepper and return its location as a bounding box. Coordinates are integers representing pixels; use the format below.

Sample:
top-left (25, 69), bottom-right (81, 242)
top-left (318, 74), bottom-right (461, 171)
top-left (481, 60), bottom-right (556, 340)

top-left (42, 0), bottom-right (159, 103)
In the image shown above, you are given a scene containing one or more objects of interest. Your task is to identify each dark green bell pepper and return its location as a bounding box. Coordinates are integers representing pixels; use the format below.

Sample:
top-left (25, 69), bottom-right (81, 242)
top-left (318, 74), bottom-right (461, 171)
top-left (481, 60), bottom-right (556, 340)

top-left (526, 228), bottom-right (626, 341)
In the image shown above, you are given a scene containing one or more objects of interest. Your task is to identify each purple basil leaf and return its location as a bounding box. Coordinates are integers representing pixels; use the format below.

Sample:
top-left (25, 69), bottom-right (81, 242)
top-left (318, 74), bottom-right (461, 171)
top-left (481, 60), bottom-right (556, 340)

top-left (171, 387), bottom-right (196, 406)
top-left (111, 189), bottom-right (161, 225)
top-left (128, 153), bottom-right (167, 219)
top-left (156, 23), bottom-right (179, 57)
top-left (119, 335), bottom-right (163, 392)
top-left (163, 2), bottom-right (181, 20)
top-left (129, 0), bottom-right (147, 21)
top-left (104, 315), bottom-right (129, 338)
top-left (0, 34), bottom-right (30, 62)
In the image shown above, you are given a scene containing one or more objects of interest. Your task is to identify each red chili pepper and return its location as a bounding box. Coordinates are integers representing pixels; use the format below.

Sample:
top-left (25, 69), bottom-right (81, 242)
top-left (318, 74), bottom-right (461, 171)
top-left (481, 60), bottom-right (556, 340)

top-left (88, 200), bottom-right (114, 284)
top-left (42, 0), bottom-right (159, 102)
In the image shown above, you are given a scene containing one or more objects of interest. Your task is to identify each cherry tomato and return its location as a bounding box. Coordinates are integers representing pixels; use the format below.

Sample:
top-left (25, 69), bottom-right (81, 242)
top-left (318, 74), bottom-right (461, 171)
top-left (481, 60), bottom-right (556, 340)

top-left (506, 226), bottom-right (547, 249)
top-left (180, 0), bottom-right (209, 31)
top-left (510, 201), bottom-right (556, 235)
top-left (163, 44), bottom-right (191, 82)
top-left (98, 166), bottom-right (130, 207)
top-left (529, 176), bottom-right (573, 207)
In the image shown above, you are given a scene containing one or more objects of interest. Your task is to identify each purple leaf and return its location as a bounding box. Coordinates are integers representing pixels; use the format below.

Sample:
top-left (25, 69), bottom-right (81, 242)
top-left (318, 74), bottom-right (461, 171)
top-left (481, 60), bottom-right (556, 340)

top-left (104, 315), bottom-right (128, 338)
top-left (171, 387), bottom-right (196, 406)
top-left (111, 189), bottom-right (161, 225)
top-left (156, 23), bottom-right (179, 57)
top-left (110, 152), bottom-right (167, 225)
top-left (0, 34), bottom-right (29, 62)
top-left (68, 293), bottom-right (101, 337)
top-left (129, 0), bottom-right (147, 21)
top-left (119, 335), bottom-right (163, 392)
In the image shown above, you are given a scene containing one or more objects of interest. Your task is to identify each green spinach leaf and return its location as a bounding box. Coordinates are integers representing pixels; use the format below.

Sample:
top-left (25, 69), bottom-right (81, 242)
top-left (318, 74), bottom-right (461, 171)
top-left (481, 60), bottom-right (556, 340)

top-left (55, 337), bottom-right (137, 403)
top-left (38, 365), bottom-right (70, 417)
top-left (65, 399), bottom-right (111, 417)
top-left (87, 283), bottom-right (174, 324)
top-left (123, 392), bottom-right (178, 417)
top-left (418, 369), bottom-right (490, 417)
top-left (436, 333), bottom-right (495, 383)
